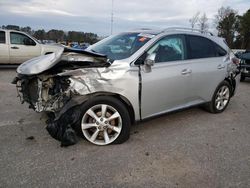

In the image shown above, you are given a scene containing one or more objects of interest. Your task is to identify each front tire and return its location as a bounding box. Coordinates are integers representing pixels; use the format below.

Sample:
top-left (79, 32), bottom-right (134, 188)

top-left (76, 96), bottom-right (131, 145)
top-left (205, 81), bottom-right (231, 113)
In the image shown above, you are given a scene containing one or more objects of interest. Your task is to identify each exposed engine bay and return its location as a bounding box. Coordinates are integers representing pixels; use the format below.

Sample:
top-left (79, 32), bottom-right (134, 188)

top-left (13, 47), bottom-right (110, 114)
top-left (16, 74), bottom-right (71, 112)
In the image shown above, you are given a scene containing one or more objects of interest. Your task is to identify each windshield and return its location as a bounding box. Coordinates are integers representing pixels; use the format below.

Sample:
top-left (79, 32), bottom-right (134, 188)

top-left (88, 33), bottom-right (153, 61)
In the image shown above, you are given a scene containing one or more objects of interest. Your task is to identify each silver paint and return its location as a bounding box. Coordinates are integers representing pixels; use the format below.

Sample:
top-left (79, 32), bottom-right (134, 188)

top-left (16, 29), bottom-right (240, 122)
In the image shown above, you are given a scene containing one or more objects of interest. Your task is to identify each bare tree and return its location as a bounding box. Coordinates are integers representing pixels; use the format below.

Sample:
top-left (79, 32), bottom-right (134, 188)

top-left (198, 13), bottom-right (209, 33)
top-left (189, 12), bottom-right (200, 29)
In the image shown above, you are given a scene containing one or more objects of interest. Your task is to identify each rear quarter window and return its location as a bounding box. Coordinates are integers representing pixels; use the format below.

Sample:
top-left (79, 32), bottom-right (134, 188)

top-left (214, 43), bottom-right (227, 56)
top-left (0, 31), bottom-right (5, 44)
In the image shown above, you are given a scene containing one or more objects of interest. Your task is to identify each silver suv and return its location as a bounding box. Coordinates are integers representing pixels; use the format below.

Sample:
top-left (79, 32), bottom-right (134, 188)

top-left (13, 28), bottom-right (240, 146)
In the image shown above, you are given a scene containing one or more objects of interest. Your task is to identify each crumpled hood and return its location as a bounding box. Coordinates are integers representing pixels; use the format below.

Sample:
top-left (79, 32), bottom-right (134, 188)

top-left (17, 47), bottom-right (108, 75)
top-left (17, 47), bottom-right (64, 75)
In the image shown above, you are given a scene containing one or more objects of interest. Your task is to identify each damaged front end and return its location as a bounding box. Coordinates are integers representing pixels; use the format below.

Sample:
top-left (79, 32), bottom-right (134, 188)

top-left (15, 74), bottom-right (71, 112)
top-left (13, 47), bottom-right (112, 146)
top-left (13, 47), bottom-right (110, 112)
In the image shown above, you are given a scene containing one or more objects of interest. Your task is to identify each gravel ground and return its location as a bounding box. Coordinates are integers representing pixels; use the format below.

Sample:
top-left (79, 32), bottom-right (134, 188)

top-left (0, 69), bottom-right (249, 188)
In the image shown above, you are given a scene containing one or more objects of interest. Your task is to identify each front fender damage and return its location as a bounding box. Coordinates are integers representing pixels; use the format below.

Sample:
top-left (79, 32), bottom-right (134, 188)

top-left (14, 51), bottom-right (131, 146)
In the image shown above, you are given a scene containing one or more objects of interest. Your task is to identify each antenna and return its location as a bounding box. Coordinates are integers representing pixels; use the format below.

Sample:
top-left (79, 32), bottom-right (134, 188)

top-left (111, 0), bottom-right (114, 35)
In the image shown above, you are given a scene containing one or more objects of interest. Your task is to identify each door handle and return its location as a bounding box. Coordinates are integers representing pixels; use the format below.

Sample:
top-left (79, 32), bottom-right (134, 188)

top-left (11, 46), bottom-right (19, 49)
top-left (217, 64), bottom-right (225, 69)
top-left (181, 69), bottom-right (192, 75)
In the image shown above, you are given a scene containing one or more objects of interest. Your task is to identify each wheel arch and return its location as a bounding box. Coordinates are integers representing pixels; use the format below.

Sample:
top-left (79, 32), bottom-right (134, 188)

top-left (208, 77), bottom-right (234, 102)
top-left (224, 75), bottom-right (236, 97)
top-left (55, 92), bottom-right (136, 125)
top-left (204, 79), bottom-right (232, 113)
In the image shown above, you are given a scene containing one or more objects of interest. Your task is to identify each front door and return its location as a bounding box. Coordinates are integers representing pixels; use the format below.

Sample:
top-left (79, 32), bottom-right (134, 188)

top-left (0, 30), bottom-right (9, 64)
top-left (141, 35), bottom-right (192, 119)
top-left (9, 32), bottom-right (41, 64)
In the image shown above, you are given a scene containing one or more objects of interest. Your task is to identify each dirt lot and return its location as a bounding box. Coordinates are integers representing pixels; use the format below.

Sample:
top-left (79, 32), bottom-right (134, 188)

top-left (0, 69), bottom-right (249, 188)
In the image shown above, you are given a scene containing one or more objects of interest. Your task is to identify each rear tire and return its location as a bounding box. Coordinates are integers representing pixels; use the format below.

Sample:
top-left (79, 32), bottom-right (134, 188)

top-left (205, 81), bottom-right (231, 113)
top-left (240, 75), bottom-right (245, 82)
top-left (75, 96), bottom-right (131, 145)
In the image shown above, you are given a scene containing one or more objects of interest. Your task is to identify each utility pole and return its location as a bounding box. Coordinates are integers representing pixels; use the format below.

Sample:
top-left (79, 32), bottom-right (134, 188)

top-left (111, 0), bottom-right (114, 35)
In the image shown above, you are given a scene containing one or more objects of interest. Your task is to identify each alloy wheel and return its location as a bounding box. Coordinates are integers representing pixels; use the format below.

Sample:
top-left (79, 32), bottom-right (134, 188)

top-left (81, 104), bottom-right (122, 145)
top-left (215, 85), bottom-right (230, 111)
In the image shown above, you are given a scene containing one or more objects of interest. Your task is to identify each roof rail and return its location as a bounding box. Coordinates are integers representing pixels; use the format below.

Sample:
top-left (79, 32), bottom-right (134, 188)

top-left (162, 27), bottom-right (213, 36)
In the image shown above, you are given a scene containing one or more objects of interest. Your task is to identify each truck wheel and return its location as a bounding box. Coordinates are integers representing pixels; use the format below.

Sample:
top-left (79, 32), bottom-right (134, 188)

top-left (76, 96), bottom-right (131, 145)
top-left (205, 81), bottom-right (231, 113)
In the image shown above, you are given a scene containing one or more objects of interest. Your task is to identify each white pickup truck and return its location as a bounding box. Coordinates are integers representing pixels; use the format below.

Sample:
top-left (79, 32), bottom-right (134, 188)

top-left (0, 29), bottom-right (63, 64)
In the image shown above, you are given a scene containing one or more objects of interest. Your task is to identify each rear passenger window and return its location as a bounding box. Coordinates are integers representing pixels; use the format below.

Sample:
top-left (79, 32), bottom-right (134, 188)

top-left (187, 35), bottom-right (215, 59)
top-left (0, 31), bottom-right (5, 43)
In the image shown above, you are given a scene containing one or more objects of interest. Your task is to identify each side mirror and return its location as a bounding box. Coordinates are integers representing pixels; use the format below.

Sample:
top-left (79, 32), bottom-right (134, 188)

top-left (143, 53), bottom-right (156, 73)
top-left (144, 53), bottom-right (156, 66)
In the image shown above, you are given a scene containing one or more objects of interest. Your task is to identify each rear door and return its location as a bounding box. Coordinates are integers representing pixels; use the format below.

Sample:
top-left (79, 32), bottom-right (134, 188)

top-left (9, 31), bottom-right (41, 64)
top-left (0, 31), bottom-right (10, 64)
top-left (185, 34), bottom-right (228, 102)
top-left (141, 35), bottom-right (193, 118)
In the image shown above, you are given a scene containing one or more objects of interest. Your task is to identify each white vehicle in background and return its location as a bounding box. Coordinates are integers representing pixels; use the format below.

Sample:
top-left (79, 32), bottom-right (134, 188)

top-left (0, 29), bottom-right (63, 64)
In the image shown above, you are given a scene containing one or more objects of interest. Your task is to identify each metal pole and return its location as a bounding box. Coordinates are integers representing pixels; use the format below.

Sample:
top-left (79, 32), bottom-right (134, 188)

top-left (111, 0), bottom-right (114, 35)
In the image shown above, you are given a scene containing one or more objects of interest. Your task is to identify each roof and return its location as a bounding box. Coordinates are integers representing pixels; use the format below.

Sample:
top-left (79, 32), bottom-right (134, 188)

top-left (0, 28), bottom-right (26, 33)
top-left (126, 27), bottom-right (214, 36)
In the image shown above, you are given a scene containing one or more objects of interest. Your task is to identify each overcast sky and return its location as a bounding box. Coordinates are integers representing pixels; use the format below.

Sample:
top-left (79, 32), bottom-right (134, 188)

top-left (0, 0), bottom-right (249, 36)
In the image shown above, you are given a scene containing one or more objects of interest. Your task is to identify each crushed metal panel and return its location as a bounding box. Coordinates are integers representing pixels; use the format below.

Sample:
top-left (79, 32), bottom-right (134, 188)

top-left (56, 61), bottom-right (140, 120)
top-left (17, 47), bottom-right (64, 75)
top-left (16, 47), bottom-right (109, 76)
top-left (15, 59), bottom-right (140, 120)
top-left (58, 62), bottom-right (130, 95)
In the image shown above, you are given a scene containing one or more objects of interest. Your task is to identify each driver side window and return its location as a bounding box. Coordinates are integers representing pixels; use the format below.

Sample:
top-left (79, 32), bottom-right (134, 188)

top-left (10, 32), bottom-right (36, 46)
top-left (147, 35), bottom-right (185, 63)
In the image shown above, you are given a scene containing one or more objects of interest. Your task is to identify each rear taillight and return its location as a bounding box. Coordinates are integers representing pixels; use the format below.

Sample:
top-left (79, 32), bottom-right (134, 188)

top-left (232, 57), bottom-right (240, 65)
